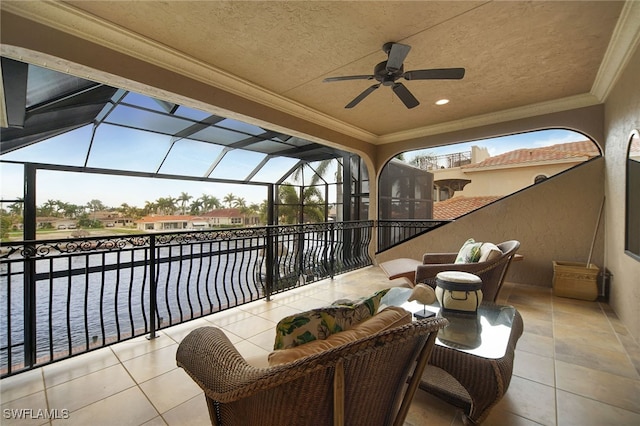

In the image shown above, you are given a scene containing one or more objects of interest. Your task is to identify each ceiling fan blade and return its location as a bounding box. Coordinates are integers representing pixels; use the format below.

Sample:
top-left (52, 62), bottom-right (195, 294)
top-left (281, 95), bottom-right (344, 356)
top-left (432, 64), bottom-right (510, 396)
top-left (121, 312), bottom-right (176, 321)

top-left (323, 75), bottom-right (374, 83)
top-left (386, 43), bottom-right (411, 71)
top-left (403, 68), bottom-right (466, 80)
top-left (392, 83), bottom-right (419, 109)
top-left (345, 84), bottom-right (380, 109)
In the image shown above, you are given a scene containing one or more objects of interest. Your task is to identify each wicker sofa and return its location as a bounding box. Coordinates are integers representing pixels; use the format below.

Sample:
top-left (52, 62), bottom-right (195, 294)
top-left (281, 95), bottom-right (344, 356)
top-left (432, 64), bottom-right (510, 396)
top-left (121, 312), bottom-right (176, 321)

top-left (176, 308), bottom-right (447, 426)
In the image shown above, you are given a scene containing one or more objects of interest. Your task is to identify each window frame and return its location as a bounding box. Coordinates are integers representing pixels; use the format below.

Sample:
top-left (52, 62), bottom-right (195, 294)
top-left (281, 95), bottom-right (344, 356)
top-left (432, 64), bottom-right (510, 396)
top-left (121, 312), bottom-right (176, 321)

top-left (625, 129), bottom-right (640, 261)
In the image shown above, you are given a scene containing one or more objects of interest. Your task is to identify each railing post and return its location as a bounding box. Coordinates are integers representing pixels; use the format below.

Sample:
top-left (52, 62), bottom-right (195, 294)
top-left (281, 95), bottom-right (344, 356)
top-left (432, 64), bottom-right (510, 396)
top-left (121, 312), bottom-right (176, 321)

top-left (329, 222), bottom-right (335, 279)
top-left (147, 235), bottom-right (157, 340)
top-left (23, 164), bottom-right (37, 368)
top-left (265, 226), bottom-right (274, 301)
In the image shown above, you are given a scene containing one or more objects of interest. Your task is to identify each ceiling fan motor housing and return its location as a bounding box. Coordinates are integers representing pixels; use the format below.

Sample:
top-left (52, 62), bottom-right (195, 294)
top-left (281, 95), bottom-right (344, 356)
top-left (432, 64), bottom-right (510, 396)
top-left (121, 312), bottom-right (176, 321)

top-left (374, 61), bottom-right (403, 86)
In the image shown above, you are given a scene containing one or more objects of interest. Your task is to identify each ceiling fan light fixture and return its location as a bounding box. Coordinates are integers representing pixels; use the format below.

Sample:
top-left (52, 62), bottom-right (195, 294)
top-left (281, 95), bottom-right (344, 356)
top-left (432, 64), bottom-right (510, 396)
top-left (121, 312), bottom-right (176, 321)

top-left (435, 99), bottom-right (450, 105)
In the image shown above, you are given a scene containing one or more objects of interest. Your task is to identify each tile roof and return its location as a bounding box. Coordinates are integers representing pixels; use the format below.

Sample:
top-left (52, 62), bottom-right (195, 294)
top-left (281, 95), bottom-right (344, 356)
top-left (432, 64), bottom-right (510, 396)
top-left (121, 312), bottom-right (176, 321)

top-left (463, 140), bottom-right (600, 169)
top-left (136, 215), bottom-right (203, 223)
top-left (433, 196), bottom-right (501, 220)
top-left (201, 208), bottom-right (243, 218)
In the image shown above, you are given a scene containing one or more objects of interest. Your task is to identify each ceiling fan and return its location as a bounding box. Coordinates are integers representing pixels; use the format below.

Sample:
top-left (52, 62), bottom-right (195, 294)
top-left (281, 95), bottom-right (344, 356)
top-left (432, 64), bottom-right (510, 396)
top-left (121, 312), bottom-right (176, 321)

top-left (323, 42), bottom-right (465, 109)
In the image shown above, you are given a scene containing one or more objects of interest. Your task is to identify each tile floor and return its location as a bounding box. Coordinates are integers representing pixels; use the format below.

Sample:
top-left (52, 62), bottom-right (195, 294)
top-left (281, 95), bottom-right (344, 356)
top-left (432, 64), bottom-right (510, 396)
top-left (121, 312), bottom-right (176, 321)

top-left (1, 266), bottom-right (639, 425)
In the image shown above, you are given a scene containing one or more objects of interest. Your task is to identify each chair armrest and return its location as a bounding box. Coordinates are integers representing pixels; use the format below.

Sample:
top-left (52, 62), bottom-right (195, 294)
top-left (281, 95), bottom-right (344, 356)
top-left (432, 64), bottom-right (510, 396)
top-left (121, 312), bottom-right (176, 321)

top-left (415, 261), bottom-right (486, 284)
top-left (176, 327), bottom-right (292, 403)
top-left (422, 253), bottom-right (457, 264)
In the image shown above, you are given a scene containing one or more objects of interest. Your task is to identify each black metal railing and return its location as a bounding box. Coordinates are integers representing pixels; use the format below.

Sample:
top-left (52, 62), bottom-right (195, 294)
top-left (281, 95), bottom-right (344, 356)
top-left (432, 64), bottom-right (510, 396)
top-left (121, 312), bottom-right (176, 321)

top-left (0, 220), bottom-right (373, 377)
top-left (377, 219), bottom-right (452, 252)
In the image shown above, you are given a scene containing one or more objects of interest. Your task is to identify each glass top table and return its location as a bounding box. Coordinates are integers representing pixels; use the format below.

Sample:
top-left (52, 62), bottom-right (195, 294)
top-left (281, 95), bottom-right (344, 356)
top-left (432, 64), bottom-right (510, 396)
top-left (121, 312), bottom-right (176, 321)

top-left (380, 287), bottom-right (517, 359)
top-left (380, 286), bottom-right (524, 423)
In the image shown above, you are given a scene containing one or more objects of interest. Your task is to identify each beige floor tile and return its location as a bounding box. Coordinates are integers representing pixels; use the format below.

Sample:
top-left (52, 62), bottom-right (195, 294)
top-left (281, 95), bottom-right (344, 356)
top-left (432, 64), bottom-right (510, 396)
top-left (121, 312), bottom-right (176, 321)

top-left (280, 295), bottom-right (331, 312)
top-left (518, 315), bottom-right (554, 338)
top-left (42, 347), bottom-right (120, 388)
top-left (552, 311), bottom-right (611, 334)
top-left (139, 368), bottom-right (202, 414)
top-left (221, 315), bottom-right (275, 340)
top-left (555, 340), bottom-right (639, 379)
top-left (161, 394), bottom-right (209, 426)
top-left (236, 298), bottom-right (282, 315)
top-left (233, 340), bottom-right (271, 368)
top-left (553, 322), bottom-right (624, 353)
top-left (161, 318), bottom-right (215, 344)
top-left (552, 296), bottom-right (603, 315)
top-left (405, 389), bottom-right (461, 426)
top-left (247, 328), bottom-right (277, 352)
top-left (0, 390), bottom-right (49, 426)
top-left (555, 360), bottom-right (640, 414)
top-left (46, 363), bottom-right (135, 413)
top-left (110, 332), bottom-right (174, 363)
top-left (514, 350), bottom-right (555, 386)
top-left (516, 330), bottom-right (555, 358)
top-left (494, 376), bottom-right (556, 426)
top-left (141, 416), bottom-right (168, 426)
top-left (51, 387), bottom-right (157, 426)
top-left (205, 307), bottom-right (254, 327)
top-left (482, 407), bottom-right (545, 426)
top-left (256, 304), bottom-right (303, 322)
top-left (121, 344), bottom-right (179, 384)
top-left (0, 368), bottom-right (44, 403)
top-left (556, 389), bottom-right (640, 426)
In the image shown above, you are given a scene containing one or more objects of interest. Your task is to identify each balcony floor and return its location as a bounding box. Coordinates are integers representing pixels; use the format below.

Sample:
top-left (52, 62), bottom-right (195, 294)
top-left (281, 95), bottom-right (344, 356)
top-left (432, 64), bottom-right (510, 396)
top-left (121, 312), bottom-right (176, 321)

top-left (2, 266), bottom-right (639, 425)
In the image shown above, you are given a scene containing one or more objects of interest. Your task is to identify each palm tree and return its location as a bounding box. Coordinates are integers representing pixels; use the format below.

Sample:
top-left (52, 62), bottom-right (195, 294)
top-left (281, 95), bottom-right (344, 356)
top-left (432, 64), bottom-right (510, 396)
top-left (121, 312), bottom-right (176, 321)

top-left (189, 199), bottom-right (204, 215)
top-left (8, 198), bottom-right (23, 217)
top-left (178, 192), bottom-right (192, 215)
top-left (144, 200), bottom-right (158, 215)
top-left (223, 193), bottom-right (236, 209)
top-left (156, 197), bottom-right (177, 215)
top-left (200, 194), bottom-right (221, 212)
top-left (232, 197), bottom-right (246, 209)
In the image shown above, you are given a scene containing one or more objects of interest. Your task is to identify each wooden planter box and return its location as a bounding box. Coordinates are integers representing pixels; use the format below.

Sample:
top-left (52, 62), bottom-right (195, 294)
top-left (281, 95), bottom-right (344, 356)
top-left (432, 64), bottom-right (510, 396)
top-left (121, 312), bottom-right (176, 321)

top-left (552, 261), bottom-right (599, 301)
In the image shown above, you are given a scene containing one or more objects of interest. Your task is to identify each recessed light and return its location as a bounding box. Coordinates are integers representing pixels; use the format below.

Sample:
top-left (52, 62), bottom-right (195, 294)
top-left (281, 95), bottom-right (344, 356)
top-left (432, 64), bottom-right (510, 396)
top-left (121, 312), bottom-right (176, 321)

top-left (435, 99), bottom-right (449, 105)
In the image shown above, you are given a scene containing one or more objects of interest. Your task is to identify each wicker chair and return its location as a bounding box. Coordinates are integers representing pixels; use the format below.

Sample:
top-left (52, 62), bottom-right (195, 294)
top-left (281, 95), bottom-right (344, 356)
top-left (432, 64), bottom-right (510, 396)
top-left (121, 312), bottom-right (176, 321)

top-left (415, 240), bottom-right (520, 302)
top-left (176, 317), bottom-right (448, 426)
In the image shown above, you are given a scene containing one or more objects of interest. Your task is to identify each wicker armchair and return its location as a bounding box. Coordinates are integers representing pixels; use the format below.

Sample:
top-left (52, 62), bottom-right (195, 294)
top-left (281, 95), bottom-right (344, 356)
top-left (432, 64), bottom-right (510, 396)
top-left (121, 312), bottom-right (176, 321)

top-left (415, 240), bottom-right (520, 302)
top-left (176, 317), bottom-right (448, 426)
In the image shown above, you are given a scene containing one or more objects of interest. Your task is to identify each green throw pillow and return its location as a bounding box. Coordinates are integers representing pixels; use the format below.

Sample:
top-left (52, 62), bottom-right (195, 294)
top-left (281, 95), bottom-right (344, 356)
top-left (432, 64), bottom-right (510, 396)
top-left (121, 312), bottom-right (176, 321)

top-left (454, 238), bottom-right (484, 264)
top-left (273, 288), bottom-right (390, 350)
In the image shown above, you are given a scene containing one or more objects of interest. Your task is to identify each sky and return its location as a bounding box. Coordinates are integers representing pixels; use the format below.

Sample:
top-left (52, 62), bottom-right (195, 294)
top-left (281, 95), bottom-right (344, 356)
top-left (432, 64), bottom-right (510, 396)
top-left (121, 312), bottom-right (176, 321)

top-left (0, 128), bottom-right (588, 210)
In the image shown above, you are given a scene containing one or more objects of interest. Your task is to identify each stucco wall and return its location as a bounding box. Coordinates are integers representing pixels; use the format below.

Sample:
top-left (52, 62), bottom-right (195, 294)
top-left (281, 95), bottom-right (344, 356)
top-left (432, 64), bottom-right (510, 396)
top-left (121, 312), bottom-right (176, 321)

top-left (603, 43), bottom-right (640, 343)
top-left (446, 161), bottom-right (586, 197)
top-left (376, 157), bottom-right (605, 288)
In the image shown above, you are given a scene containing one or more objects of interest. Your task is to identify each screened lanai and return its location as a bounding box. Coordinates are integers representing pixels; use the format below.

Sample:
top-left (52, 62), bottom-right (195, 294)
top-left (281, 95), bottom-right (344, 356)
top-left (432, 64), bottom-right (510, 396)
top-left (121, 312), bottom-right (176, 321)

top-left (0, 57), bottom-right (380, 232)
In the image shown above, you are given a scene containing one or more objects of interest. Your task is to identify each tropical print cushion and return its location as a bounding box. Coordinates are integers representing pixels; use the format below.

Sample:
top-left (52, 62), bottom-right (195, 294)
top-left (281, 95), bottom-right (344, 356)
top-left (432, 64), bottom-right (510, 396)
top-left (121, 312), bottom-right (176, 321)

top-left (273, 288), bottom-right (390, 350)
top-left (454, 238), bottom-right (484, 264)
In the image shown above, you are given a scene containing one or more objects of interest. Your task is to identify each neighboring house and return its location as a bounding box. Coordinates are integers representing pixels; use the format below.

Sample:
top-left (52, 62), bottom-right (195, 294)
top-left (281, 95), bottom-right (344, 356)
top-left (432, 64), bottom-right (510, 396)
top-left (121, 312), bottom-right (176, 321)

top-left (432, 140), bottom-right (600, 218)
top-left (135, 209), bottom-right (261, 231)
top-left (34, 217), bottom-right (76, 229)
top-left (202, 208), bottom-right (260, 227)
top-left (89, 211), bottom-right (135, 228)
top-left (135, 215), bottom-right (208, 231)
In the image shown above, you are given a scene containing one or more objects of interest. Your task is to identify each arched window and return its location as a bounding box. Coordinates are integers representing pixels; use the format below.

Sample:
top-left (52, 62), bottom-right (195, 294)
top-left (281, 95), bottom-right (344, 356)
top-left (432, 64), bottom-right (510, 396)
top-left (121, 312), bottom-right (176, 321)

top-left (377, 129), bottom-right (600, 251)
top-left (534, 174), bottom-right (548, 184)
top-left (625, 129), bottom-right (640, 260)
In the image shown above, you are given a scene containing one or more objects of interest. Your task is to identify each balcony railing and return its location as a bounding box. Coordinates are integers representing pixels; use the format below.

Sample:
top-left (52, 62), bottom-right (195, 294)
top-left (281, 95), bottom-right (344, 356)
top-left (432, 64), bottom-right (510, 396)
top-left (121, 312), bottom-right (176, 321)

top-left (377, 219), bottom-right (452, 252)
top-left (0, 220), bottom-right (373, 377)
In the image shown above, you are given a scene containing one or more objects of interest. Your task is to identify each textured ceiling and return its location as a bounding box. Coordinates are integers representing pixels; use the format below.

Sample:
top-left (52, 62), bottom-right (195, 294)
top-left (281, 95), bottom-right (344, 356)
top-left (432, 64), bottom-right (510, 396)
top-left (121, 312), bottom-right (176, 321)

top-left (0, 1), bottom-right (629, 142)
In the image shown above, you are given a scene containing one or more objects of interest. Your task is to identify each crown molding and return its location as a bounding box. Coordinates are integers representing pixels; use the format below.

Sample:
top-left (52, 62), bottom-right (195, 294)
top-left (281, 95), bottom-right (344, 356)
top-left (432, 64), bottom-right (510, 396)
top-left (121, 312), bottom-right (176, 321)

top-left (1, 1), bottom-right (378, 143)
top-left (377, 93), bottom-right (601, 145)
top-left (1, 1), bottom-right (634, 147)
top-left (591, 0), bottom-right (640, 101)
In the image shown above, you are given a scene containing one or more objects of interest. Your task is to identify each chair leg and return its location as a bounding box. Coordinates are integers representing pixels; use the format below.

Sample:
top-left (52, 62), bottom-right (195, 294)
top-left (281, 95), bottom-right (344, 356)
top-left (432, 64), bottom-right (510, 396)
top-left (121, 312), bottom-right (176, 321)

top-left (334, 359), bottom-right (345, 426)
